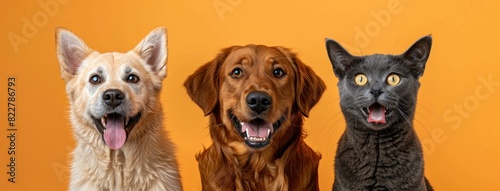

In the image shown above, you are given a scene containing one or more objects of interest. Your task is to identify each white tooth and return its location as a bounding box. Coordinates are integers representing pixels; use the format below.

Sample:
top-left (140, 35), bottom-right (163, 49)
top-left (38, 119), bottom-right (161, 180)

top-left (267, 129), bottom-right (271, 137)
top-left (246, 129), bottom-right (250, 139)
top-left (125, 117), bottom-right (129, 126)
top-left (101, 118), bottom-right (106, 128)
top-left (240, 122), bottom-right (245, 126)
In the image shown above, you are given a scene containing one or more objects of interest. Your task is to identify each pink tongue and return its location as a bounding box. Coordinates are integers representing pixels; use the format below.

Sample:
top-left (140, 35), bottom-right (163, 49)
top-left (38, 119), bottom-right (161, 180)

top-left (103, 115), bottom-right (126, 150)
top-left (241, 121), bottom-right (273, 138)
top-left (367, 105), bottom-right (386, 124)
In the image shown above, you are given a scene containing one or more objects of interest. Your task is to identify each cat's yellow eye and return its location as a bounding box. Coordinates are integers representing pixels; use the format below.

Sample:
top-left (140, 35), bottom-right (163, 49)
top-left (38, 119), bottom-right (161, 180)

top-left (354, 74), bottom-right (368, 86)
top-left (387, 74), bottom-right (401, 86)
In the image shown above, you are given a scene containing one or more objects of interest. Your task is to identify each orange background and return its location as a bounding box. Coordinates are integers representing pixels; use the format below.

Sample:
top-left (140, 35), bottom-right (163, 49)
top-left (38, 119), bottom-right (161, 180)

top-left (1, 0), bottom-right (499, 190)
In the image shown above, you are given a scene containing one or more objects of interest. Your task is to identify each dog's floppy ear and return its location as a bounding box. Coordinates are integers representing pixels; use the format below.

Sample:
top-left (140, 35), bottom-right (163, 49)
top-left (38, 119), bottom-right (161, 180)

top-left (133, 27), bottom-right (168, 79)
top-left (278, 47), bottom-right (326, 117)
top-left (56, 28), bottom-right (93, 82)
top-left (294, 58), bottom-right (326, 117)
top-left (184, 47), bottom-right (235, 116)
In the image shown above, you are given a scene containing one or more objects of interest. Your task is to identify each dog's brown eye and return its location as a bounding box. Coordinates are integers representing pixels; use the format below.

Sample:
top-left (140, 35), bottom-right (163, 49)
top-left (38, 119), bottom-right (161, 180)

top-left (127, 74), bottom-right (140, 83)
top-left (89, 75), bottom-right (102, 84)
top-left (273, 68), bottom-right (285, 78)
top-left (230, 68), bottom-right (243, 78)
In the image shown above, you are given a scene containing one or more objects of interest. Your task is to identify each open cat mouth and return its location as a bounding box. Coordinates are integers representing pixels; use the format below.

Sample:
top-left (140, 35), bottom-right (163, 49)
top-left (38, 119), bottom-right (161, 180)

top-left (362, 103), bottom-right (387, 124)
top-left (229, 111), bottom-right (284, 149)
top-left (92, 112), bottom-right (141, 150)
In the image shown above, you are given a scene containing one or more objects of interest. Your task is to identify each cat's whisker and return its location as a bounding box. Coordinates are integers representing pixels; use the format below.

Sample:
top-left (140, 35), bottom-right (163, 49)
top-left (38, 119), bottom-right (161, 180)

top-left (414, 113), bottom-right (434, 135)
top-left (316, 98), bottom-right (341, 110)
top-left (416, 101), bottom-right (439, 120)
top-left (414, 101), bottom-right (441, 147)
top-left (315, 123), bottom-right (343, 150)
top-left (314, 111), bottom-right (344, 147)
top-left (396, 107), bottom-right (439, 150)
top-left (392, 38), bottom-right (402, 52)
top-left (416, 98), bottom-right (435, 106)
top-left (349, 39), bottom-right (364, 56)
top-left (395, 107), bottom-right (413, 128)
top-left (394, 106), bottom-right (432, 143)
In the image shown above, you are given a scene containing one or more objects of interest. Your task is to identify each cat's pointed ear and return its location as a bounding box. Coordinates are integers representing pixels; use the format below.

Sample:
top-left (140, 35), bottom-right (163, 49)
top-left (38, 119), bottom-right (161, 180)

top-left (56, 28), bottom-right (94, 82)
top-left (402, 35), bottom-right (432, 77)
top-left (325, 38), bottom-right (355, 78)
top-left (133, 27), bottom-right (168, 79)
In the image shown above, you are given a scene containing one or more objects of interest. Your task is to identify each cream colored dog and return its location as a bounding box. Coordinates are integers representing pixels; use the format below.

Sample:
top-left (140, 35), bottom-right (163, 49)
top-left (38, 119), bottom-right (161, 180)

top-left (56, 27), bottom-right (182, 191)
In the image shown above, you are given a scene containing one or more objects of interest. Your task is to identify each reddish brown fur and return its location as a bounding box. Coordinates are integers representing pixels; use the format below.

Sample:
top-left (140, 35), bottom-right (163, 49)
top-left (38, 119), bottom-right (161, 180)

top-left (184, 45), bottom-right (326, 191)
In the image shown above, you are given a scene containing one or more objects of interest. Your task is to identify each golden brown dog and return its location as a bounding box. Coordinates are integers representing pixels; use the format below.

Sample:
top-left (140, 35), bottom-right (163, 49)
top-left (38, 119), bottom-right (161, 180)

top-left (184, 45), bottom-right (326, 191)
top-left (56, 27), bottom-right (182, 191)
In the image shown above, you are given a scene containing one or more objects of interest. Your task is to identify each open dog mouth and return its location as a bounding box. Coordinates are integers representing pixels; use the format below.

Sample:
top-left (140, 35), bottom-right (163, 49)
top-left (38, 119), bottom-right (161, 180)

top-left (229, 111), bottom-right (284, 149)
top-left (92, 112), bottom-right (141, 150)
top-left (361, 103), bottom-right (389, 124)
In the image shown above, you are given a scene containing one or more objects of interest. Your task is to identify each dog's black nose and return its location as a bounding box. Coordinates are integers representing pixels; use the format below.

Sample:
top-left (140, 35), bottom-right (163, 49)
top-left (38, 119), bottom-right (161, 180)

top-left (246, 91), bottom-right (272, 114)
top-left (103, 89), bottom-right (125, 108)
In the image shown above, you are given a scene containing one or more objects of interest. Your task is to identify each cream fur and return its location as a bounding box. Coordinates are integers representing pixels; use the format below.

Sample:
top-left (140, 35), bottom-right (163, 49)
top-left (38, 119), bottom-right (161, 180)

top-left (56, 27), bottom-right (182, 191)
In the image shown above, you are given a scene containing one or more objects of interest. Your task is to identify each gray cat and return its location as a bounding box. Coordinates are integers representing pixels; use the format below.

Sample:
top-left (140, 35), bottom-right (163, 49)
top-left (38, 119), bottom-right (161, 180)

top-left (325, 36), bottom-right (434, 191)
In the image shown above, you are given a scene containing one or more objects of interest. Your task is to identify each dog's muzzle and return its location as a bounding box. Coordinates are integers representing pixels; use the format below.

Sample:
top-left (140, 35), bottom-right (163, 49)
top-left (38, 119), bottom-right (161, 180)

top-left (230, 112), bottom-right (285, 149)
top-left (91, 89), bottom-right (141, 150)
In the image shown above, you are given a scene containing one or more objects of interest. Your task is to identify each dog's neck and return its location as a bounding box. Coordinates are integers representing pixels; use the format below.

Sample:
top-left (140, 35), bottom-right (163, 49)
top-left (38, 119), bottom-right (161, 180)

top-left (198, 111), bottom-right (319, 190)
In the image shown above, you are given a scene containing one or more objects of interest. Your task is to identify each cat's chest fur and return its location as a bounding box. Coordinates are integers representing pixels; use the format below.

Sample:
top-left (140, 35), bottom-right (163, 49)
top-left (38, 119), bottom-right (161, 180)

top-left (334, 126), bottom-right (427, 191)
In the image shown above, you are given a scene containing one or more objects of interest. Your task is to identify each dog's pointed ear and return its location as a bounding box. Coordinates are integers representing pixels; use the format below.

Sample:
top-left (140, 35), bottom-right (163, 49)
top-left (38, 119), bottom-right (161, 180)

top-left (133, 27), bottom-right (168, 79)
top-left (277, 47), bottom-right (326, 117)
top-left (184, 47), bottom-right (235, 116)
top-left (401, 35), bottom-right (432, 78)
top-left (325, 38), bottom-right (355, 78)
top-left (56, 27), bottom-right (93, 82)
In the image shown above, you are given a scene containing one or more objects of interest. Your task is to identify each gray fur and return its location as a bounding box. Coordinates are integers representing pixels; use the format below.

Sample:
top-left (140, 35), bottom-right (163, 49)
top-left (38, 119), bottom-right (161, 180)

top-left (326, 36), bottom-right (434, 191)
